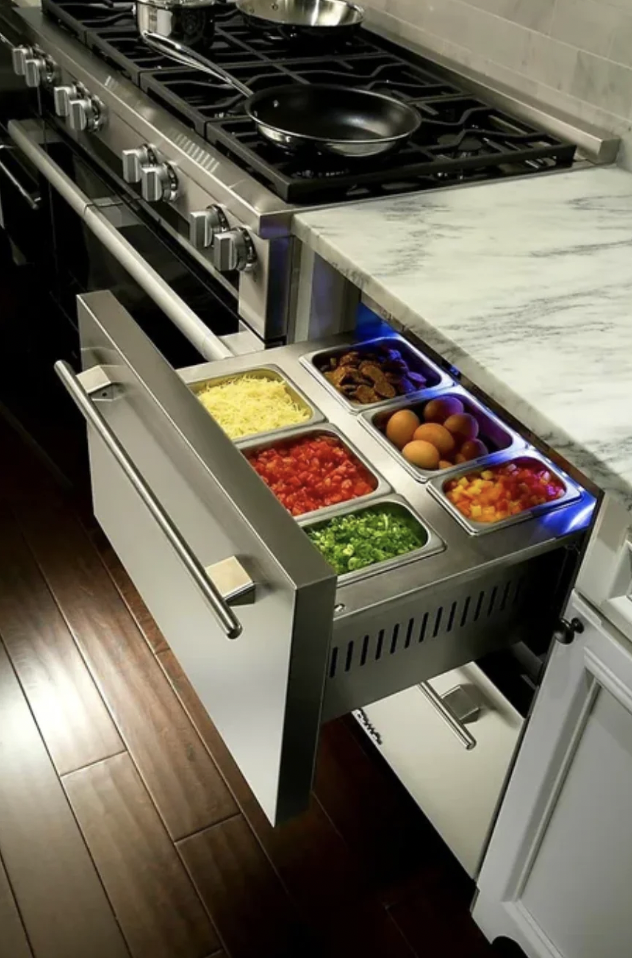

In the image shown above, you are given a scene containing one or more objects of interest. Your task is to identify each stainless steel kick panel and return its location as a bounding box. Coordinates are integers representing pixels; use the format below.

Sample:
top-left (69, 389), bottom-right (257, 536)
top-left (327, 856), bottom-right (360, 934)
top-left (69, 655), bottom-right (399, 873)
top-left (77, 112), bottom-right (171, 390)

top-left (239, 423), bottom-right (391, 521)
top-left (323, 549), bottom-right (568, 720)
top-left (75, 290), bottom-right (338, 825)
top-left (362, 384), bottom-right (525, 483)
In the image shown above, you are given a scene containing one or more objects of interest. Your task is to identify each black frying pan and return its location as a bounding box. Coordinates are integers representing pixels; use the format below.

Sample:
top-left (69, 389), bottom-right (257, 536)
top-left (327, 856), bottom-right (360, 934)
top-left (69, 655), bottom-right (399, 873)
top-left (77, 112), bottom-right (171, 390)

top-left (142, 33), bottom-right (421, 158)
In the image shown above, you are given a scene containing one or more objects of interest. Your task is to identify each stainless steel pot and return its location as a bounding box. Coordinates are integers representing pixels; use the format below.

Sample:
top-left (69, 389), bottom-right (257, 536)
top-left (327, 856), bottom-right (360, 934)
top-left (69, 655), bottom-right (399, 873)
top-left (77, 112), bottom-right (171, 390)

top-left (234, 0), bottom-right (365, 42)
top-left (135, 0), bottom-right (217, 50)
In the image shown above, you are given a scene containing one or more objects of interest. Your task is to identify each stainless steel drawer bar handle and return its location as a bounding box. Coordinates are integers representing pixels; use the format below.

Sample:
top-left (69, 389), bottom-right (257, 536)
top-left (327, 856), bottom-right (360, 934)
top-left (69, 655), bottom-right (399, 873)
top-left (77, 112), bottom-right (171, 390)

top-left (54, 359), bottom-right (244, 640)
top-left (417, 681), bottom-right (478, 750)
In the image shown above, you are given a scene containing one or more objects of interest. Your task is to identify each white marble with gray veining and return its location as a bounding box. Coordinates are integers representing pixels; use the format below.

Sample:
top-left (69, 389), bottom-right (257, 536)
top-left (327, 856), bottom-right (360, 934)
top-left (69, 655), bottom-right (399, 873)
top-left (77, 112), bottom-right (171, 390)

top-left (294, 166), bottom-right (632, 511)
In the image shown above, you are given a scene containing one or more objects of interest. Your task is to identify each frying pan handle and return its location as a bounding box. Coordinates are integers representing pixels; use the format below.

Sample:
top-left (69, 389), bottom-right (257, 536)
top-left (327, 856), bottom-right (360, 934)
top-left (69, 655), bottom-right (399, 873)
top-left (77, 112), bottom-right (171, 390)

top-left (141, 32), bottom-right (253, 97)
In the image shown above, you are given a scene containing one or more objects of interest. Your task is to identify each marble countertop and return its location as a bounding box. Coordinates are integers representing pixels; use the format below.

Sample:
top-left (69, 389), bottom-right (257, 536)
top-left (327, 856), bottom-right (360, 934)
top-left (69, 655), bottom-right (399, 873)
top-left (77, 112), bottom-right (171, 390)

top-left (294, 166), bottom-right (632, 512)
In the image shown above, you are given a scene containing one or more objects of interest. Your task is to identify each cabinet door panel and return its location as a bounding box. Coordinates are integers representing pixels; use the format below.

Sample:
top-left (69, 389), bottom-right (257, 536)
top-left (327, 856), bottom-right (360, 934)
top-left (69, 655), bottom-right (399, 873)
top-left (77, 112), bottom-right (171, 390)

top-left (474, 593), bottom-right (632, 958)
top-left (521, 686), bottom-right (632, 957)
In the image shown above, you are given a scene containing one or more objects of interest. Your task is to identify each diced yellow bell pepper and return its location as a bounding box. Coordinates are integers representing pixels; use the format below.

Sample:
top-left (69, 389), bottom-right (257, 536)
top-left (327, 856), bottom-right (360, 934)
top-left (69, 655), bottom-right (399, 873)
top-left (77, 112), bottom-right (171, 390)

top-left (470, 504), bottom-right (482, 518)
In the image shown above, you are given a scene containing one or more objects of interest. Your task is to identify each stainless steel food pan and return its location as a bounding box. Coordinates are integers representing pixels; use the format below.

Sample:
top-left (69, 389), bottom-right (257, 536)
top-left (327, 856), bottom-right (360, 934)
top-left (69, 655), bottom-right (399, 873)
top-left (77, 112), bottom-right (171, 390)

top-left (189, 363), bottom-right (324, 442)
top-left (239, 423), bottom-right (390, 521)
top-left (300, 336), bottom-right (453, 412)
top-left (361, 386), bottom-right (524, 483)
top-left (299, 494), bottom-right (445, 585)
top-left (428, 453), bottom-right (583, 536)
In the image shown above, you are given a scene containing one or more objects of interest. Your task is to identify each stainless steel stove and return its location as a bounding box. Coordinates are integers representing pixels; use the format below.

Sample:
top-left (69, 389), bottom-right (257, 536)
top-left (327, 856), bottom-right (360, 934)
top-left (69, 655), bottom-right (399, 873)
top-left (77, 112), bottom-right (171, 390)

top-left (41, 0), bottom-right (580, 203)
top-left (0, 0), bottom-right (619, 354)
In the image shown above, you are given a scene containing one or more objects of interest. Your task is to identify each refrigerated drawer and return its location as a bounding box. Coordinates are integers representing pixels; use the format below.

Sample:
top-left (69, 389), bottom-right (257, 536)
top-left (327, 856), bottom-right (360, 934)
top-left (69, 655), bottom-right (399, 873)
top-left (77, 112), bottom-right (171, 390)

top-left (59, 290), bottom-right (594, 825)
top-left (353, 663), bottom-right (524, 877)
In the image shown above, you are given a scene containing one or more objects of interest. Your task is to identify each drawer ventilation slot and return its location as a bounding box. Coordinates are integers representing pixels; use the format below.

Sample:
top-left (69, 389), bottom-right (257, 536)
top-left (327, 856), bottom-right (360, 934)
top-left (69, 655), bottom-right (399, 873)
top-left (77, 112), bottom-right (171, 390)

top-left (328, 574), bottom-right (526, 679)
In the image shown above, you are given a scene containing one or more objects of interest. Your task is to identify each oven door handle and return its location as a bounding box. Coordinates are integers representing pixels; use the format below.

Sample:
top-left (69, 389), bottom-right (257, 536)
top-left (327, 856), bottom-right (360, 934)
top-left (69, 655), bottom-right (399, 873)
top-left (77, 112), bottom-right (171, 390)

top-left (55, 358), bottom-right (246, 640)
top-left (0, 145), bottom-right (41, 210)
top-left (8, 119), bottom-right (232, 363)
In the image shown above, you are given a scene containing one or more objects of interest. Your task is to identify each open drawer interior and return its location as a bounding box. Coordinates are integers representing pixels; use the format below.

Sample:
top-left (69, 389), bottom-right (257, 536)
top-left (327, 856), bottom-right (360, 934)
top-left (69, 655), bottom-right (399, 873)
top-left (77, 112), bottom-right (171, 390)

top-left (66, 292), bottom-right (596, 825)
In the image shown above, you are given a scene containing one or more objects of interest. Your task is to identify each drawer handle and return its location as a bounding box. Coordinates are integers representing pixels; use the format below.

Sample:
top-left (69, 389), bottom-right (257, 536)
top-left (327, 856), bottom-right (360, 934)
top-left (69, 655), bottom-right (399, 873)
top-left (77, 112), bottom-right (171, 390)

top-left (417, 681), bottom-right (478, 750)
top-left (54, 359), bottom-right (244, 640)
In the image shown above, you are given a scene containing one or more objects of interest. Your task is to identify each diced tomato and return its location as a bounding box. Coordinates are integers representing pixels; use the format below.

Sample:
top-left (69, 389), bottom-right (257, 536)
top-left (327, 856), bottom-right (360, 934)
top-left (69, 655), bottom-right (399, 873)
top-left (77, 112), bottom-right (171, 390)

top-left (246, 435), bottom-right (376, 517)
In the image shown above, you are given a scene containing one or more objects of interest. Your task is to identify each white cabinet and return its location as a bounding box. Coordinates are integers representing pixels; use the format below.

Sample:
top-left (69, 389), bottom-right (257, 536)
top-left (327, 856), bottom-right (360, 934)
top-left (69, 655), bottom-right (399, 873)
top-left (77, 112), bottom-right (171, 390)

top-left (474, 592), bottom-right (632, 958)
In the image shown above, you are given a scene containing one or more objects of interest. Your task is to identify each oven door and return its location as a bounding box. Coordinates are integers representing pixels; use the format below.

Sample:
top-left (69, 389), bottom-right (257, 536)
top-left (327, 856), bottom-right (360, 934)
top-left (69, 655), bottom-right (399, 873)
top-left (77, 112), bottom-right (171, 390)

top-left (0, 30), bottom-right (48, 266)
top-left (9, 118), bottom-right (244, 367)
top-left (58, 287), bottom-right (337, 826)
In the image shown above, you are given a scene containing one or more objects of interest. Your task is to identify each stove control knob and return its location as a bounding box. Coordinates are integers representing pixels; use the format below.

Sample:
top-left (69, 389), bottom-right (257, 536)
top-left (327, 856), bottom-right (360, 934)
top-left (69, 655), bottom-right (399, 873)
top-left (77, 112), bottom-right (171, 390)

top-left (140, 161), bottom-right (178, 203)
top-left (24, 54), bottom-right (51, 88)
top-left (212, 228), bottom-right (257, 273)
top-left (189, 205), bottom-right (228, 249)
top-left (122, 146), bottom-right (151, 184)
top-left (68, 94), bottom-right (104, 133)
top-left (11, 45), bottom-right (32, 76)
top-left (53, 84), bottom-right (78, 118)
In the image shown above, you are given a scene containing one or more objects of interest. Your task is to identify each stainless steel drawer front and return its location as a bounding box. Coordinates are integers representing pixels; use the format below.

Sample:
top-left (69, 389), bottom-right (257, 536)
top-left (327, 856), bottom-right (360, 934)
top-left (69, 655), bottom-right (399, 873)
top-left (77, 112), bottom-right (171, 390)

top-left (69, 290), bottom-right (337, 825)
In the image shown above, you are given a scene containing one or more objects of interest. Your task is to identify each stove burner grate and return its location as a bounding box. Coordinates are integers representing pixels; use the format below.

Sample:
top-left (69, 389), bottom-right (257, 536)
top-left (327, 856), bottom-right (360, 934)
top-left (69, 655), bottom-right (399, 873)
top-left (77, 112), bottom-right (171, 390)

top-left (42, 0), bottom-right (577, 203)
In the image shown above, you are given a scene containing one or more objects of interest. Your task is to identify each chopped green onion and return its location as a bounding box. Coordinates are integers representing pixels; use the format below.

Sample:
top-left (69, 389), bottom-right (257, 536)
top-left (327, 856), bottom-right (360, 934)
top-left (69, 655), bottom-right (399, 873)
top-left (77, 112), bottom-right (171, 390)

top-left (307, 506), bottom-right (427, 575)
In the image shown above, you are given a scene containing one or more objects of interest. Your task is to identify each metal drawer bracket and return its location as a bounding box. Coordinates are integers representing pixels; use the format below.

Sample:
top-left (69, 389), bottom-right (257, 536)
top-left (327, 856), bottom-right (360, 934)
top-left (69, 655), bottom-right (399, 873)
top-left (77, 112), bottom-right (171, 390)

top-left (78, 365), bottom-right (122, 401)
top-left (205, 556), bottom-right (255, 606)
top-left (443, 685), bottom-right (481, 724)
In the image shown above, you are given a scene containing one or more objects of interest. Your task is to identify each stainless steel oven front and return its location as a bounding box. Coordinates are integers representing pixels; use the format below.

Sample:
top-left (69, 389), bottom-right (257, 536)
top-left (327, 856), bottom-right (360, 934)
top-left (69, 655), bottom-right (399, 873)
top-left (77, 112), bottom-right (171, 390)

top-left (8, 117), bottom-right (251, 368)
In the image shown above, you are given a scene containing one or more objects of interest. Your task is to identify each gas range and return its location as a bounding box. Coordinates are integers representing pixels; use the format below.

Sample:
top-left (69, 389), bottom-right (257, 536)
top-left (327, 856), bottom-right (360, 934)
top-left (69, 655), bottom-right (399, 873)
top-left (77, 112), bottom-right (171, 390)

top-left (1, 2), bottom-right (619, 347)
top-left (41, 0), bottom-right (579, 204)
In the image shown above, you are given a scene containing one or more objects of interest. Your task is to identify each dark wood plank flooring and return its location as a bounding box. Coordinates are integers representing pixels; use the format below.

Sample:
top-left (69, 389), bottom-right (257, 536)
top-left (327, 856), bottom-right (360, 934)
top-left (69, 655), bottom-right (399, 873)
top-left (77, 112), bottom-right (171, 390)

top-left (0, 852), bottom-right (33, 958)
top-left (63, 753), bottom-right (219, 958)
top-left (0, 241), bottom-right (497, 958)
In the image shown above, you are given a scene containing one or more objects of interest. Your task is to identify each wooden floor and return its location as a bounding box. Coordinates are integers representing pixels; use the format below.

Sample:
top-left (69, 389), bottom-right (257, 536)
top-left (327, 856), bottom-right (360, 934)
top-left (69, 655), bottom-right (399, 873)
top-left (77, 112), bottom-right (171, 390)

top-left (0, 245), bottom-right (498, 958)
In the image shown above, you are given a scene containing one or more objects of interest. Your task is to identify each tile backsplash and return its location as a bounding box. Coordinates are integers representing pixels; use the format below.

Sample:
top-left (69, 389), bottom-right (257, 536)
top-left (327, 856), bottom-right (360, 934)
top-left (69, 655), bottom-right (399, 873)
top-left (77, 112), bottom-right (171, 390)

top-left (363, 0), bottom-right (632, 165)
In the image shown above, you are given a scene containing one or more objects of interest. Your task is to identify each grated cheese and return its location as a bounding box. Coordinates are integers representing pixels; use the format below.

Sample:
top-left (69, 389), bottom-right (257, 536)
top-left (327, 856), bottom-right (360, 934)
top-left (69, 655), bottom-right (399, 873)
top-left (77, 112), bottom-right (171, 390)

top-left (197, 374), bottom-right (310, 440)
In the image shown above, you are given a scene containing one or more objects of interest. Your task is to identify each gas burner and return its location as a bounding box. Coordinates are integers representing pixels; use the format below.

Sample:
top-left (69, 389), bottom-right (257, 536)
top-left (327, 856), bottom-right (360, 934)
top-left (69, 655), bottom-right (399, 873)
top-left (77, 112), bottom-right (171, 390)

top-left (42, 0), bottom-right (576, 203)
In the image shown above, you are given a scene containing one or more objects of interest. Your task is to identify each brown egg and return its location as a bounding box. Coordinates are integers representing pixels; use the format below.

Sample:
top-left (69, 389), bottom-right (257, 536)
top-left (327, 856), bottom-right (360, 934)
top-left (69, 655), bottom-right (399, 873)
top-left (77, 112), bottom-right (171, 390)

top-left (444, 413), bottom-right (480, 442)
top-left (402, 440), bottom-right (441, 470)
top-left (439, 459), bottom-right (454, 470)
top-left (413, 423), bottom-right (456, 457)
top-left (460, 438), bottom-right (489, 461)
top-left (386, 409), bottom-right (420, 449)
top-left (423, 396), bottom-right (464, 424)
